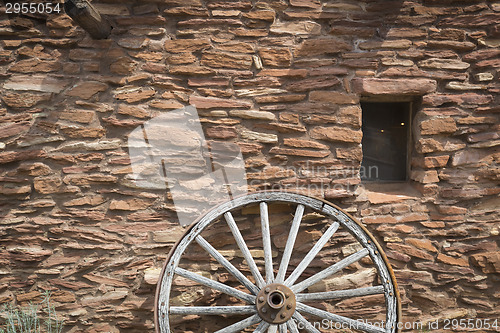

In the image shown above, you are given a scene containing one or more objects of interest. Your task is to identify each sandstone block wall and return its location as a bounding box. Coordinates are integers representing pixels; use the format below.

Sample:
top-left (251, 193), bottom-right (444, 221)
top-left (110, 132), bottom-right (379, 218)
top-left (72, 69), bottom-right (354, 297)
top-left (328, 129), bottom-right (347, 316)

top-left (0, 0), bottom-right (499, 332)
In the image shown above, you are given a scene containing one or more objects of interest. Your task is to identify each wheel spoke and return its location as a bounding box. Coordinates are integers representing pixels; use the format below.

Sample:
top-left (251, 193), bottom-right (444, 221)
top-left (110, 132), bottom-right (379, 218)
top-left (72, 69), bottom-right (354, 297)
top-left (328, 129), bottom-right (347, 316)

top-left (296, 302), bottom-right (386, 333)
top-left (254, 321), bottom-right (270, 332)
top-left (214, 314), bottom-right (262, 333)
top-left (287, 319), bottom-right (299, 333)
top-left (292, 248), bottom-right (370, 293)
top-left (169, 305), bottom-right (256, 315)
top-left (285, 221), bottom-right (340, 286)
top-left (292, 312), bottom-right (321, 333)
top-left (175, 267), bottom-right (255, 304)
top-left (276, 204), bottom-right (304, 283)
top-left (296, 285), bottom-right (384, 302)
top-left (278, 323), bottom-right (287, 333)
top-left (268, 325), bottom-right (278, 333)
top-left (260, 202), bottom-right (274, 284)
top-left (288, 319), bottom-right (299, 333)
top-left (195, 235), bottom-right (259, 295)
top-left (225, 212), bottom-right (266, 288)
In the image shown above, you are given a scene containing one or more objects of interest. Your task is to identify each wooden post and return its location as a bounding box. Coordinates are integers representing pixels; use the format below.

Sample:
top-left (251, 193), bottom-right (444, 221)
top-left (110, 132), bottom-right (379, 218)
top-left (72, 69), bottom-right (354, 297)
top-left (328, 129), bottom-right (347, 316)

top-left (64, 0), bottom-right (112, 39)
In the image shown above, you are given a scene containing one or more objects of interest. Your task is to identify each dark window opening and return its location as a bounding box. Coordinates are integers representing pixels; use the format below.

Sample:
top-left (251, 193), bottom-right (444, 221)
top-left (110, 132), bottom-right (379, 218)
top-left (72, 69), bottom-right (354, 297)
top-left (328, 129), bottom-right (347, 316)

top-left (361, 102), bottom-right (411, 182)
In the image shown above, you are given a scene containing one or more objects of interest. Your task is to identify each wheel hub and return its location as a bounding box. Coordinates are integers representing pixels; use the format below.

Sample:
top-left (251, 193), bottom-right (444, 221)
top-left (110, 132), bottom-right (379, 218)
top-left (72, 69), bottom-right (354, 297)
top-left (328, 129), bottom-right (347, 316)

top-left (256, 283), bottom-right (296, 324)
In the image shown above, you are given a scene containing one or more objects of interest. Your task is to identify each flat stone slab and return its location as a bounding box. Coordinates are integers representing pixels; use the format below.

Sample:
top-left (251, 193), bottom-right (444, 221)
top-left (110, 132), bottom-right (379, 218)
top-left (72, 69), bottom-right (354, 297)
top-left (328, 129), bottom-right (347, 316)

top-left (351, 78), bottom-right (437, 96)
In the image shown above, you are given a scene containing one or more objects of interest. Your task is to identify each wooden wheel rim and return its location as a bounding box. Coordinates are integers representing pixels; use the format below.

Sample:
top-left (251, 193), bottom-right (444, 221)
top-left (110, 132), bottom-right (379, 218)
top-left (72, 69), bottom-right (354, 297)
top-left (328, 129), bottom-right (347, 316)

top-left (155, 190), bottom-right (402, 333)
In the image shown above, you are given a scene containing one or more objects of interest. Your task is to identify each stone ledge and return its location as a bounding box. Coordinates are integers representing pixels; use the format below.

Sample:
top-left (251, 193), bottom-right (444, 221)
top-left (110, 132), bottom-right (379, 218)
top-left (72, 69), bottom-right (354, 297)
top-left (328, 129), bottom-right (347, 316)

top-left (351, 78), bottom-right (437, 96)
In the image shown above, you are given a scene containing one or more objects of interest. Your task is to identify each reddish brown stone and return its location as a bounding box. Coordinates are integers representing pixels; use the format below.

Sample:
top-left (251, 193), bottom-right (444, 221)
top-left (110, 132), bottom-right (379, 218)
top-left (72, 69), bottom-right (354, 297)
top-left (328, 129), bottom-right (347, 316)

top-left (63, 174), bottom-right (117, 186)
top-left (440, 187), bottom-right (500, 199)
top-left (166, 52), bottom-right (196, 65)
top-left (284, 10), bottom-right (344, 20)
top-left (115, 88), bottom-right (156, 103)
top-left (352, 78), bottom-right (437, 96)
top-left (117, 105), bottom-right (149, 119)
top-left (471, 252), bottom-right (500, 273)
top-left (437, 253), bottom-right (469, 267)
top-left (257, 69), bottom-right (308, 77)
top-left (59, 111), bottom-right (95, 124)
top-left (216, 42), bottom-right (255, 54)
top-left (363, 215), bottom-right (397, 224)
top-left (165, 7), bottom-right (207, 16)
top-left (179, 18), bottom-right (242, 26)
top-left (386, 27), bottom-right (427, 38)
top-left (424, 155), bottom-right (450, 168)
top-left (283, 138), bottom-right (329, 150)
top-left (1, 92), bottom-right (51, 108)
top-left (49, 279), bottom-right (92, 290)
top-left (60, 126), bottom-right (105, 138)
top-left (269, 147), bottom-right (330, 158)
top-left (310, 126), bottom-right (362, 143)
top-left (229, 28), bottom-right (269, 37)
top-left (110, 57), bottom-right (137, 75)
top-left (457, 116), bottom-right (497, 125)
top-left (270, 20), bottom-right (321, 35)
top-left (238, 142), bottom-right (263, 154)
top-left (190, 95), bottom-right (251, 109)
top-left (259, 48), bottom-right (292, 67)
top-left (336, 146), bottom-right (362, 161)
top-left (247, 166), bottom-right (296, 180)
top-left (330, 26), bottom-right (375, 37)
top-left (16, 291), bottom-right (43, 303)
top-left (287, 76), bottom-right (341, 92)
top-left (116, 15), bottom-right (166, 26)
top-left (149, 99), bottom-right (184, 110)
top-left (406, 238), bottom-right (438, 253)
top-left (164, 38), bottom-right (211, 53)
top-left (51, 290), bottom-right (76, 303)
top-left (467, 132), bottom-right (499, 143)
top-left (188, 77), bottom-right (230, 87)
top-left (243, 10), bottom-right (276, 21)
top-left (255, 94), bottom-right (306, 103)
top-left (419, 58), bottom-right (470, 70)
top-left (359, 40), bottom-right (412, 50)
top-left (427, 40), bottom-right (476, 51)
top-left (205, 126), bottom-right (237, 139)
top-left (102, 117), bottom-right (144, 128)
top-left (9, 59), bottom-right (61, 73)
top-left (342, 58), bottom-right (379, 69)
top-left (254, 122), bottom-right (306, 134)
top-left (464, 49), bottom-right (500, 62)
top-left (67, 82), bottom-right (108, 99)
top-left (421, 221), bottom-right (445, 228)
top-left (0, 122), bottom-right (31, 139)
top-left (399, 213), bottom-right (429, 222)
top-left (201, 51), bottom-right (253, 69)
top-left (476, 58), bottom-right (500, 68)
top-left (423, 93), bottom-right (493, 106)
top-left (33, 176), bottom-right (63, 194)
top-left (309, 91), bottom-right (359, 104)
top-left (439, 13), bottom-right (500, 27)
top-left (0, 184), bottom-right (31, 195)
top-left (420, 117), bottom-right (457, 135)
top-left (417, 137), bottom-right (466, 153)
top-left (411, 170), bottom-right (439, 184)
top-left (168, 65), bottom-right (215, 76)
top-left (0, 150), bottom-right (46, 164)
top-left (294, 38), bottom-right (351, 57)
top-left (290, 0), bottom-right (321, 8)
top-left (387, 243), bottom-right (434, 260)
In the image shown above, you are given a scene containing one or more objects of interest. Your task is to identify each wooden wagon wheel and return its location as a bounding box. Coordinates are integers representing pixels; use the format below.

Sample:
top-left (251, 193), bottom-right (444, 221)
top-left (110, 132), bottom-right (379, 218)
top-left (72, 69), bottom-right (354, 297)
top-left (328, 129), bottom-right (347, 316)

top-left (155, 191), bottom-right (401, 333)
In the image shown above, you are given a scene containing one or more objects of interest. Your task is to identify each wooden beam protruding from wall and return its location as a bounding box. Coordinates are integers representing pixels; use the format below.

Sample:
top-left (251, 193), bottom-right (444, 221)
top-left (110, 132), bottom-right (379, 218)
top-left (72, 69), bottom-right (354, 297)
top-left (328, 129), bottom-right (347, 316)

top-left (64, 0), bottom-right (112, 39)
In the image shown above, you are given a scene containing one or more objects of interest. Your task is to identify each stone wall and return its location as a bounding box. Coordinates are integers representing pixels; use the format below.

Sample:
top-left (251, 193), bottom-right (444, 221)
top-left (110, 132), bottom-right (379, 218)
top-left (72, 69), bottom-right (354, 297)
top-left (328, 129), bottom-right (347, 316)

top-left (0, 0), bottom-right (499, 332)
